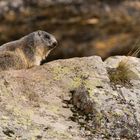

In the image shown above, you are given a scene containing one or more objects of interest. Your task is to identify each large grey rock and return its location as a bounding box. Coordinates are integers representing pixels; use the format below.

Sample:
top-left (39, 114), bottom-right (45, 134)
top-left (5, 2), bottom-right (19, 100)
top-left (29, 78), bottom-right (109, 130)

top-left (0, 55), bottom-right (140, 139)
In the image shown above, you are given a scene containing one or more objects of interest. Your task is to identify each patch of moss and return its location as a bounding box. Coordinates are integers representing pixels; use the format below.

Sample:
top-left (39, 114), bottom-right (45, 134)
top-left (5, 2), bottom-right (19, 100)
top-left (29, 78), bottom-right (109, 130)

top-left (84, 80), bottom-right (100, 97)
top-left (47, 105), bottom-right (60, 114)
top-left (70, 77), bottom-right (83, 88)
top-left (52, 66), bottom-right (71, 81)
top-left (46, 129), bottom-right (73, 140)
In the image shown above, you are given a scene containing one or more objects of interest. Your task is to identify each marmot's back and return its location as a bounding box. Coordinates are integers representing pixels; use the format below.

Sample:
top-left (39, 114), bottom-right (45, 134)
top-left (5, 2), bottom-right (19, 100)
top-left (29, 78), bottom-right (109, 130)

top-left (0, 30), bottom-right (57, 71)
top-left (0, 51), bottom-right (25, 71)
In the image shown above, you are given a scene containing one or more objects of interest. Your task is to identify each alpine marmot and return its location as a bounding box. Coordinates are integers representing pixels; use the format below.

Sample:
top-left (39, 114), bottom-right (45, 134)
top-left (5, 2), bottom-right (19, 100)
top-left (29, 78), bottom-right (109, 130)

top-left (0, 30), bottom-right (57, 71)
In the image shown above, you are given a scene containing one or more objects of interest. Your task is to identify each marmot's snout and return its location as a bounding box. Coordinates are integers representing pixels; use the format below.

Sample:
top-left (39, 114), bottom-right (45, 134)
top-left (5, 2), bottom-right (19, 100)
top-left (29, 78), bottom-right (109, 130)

top-left (38, 30), bottom-right (58, 49)
top-left (52, 41), bottom-right (57, 48)
top-left (48, 36), bottom-right (57, 49)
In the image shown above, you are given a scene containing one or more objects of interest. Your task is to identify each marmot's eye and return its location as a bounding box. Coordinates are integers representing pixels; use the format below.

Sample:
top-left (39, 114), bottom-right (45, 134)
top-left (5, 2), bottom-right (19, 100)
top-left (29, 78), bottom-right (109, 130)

top-left (44, 34), bottom-right (50, 40)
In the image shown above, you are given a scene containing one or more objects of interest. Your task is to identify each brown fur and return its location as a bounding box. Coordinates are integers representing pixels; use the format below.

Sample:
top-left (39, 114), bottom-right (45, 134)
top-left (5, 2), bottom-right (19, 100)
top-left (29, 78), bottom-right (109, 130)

top-left (0, 30), bottom-right (57, 71)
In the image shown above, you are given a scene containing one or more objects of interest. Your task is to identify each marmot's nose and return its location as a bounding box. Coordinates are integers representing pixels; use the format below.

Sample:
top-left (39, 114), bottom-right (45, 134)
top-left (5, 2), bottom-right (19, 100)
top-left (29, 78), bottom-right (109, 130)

top-left (48, 40), bottom-right (57, 49)
top-left (52, 41), bottom-right (57, 48)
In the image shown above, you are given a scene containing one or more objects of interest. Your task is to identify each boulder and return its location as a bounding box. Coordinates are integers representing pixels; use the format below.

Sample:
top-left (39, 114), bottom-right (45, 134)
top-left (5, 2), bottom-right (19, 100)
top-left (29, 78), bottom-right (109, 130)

top-left (0, 55), bottom-right (140, 139)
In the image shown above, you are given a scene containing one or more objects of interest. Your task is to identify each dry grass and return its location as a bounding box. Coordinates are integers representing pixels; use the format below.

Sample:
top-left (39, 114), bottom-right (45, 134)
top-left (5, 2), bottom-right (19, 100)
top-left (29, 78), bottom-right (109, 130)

top-left (109, 41), bottom-right (140, 86)
top-left (109, 59), bottom-right (131, 85)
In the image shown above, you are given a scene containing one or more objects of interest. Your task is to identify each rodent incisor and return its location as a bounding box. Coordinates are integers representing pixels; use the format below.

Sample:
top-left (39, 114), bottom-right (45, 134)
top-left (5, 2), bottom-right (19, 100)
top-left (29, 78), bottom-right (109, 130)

top-left (0, 30), bottom-right (57, 71)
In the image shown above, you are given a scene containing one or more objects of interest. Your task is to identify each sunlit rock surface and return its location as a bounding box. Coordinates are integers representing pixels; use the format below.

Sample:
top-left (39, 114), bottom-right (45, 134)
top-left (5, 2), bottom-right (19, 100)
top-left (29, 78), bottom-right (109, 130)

top-left (0, 56), bottom-right (139, 139)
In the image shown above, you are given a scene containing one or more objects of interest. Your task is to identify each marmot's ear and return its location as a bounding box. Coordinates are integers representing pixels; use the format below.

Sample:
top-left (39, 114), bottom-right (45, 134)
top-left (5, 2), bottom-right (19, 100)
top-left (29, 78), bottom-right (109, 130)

top-left (37, 30), bottom-right (43, 37)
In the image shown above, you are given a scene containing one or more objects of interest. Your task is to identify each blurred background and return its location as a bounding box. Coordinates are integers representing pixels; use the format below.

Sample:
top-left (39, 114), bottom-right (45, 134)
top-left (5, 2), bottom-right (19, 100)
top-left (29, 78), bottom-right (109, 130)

top-left (0, 0), bottom-right (140, 61)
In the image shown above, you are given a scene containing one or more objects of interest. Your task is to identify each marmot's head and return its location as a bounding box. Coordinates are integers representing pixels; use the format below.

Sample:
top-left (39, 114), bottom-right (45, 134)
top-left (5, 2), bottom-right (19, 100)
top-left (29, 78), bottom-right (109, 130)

top-left (34, 30), bottom-right (57, 59)
top-left (21, 30), bottom-right (57, 66)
